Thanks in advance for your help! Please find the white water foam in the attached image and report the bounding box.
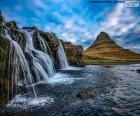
[58,66,83,71]
[39,73,83,85]
[7,95,54,109]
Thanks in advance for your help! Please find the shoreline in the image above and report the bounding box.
[83,60,140,66]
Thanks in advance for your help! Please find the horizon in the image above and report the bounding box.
[0,0,140,53]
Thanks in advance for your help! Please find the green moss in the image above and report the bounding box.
[67,56,77,65]
[83,55,140,65]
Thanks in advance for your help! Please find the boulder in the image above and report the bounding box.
[136,69,140,74]
[76,88,95,99]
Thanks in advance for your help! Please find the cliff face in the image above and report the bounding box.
[0,34,11,110]
[84,32,140,64]
[62,41,83,66]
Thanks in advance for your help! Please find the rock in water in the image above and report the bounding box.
[76,88,95,99]
[136,69,140,74]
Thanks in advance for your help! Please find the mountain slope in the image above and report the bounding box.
[83,32,140,64]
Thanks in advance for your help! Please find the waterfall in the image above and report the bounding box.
[2,29,56,99]
[4,29,37,98]
[57,40,69,69]
[22,30,55,79]
[37,32,48,53]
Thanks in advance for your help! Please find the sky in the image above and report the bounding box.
[0,0,140,53]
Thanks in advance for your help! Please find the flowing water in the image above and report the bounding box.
[2,64,140,116]
[22,30,55,79]
[57,41,69,69]
[4,29,37,98]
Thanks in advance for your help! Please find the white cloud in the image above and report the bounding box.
[94,3,138,45]
[33,0,48,10]
[64,20,73,29]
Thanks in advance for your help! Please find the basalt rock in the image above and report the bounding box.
[136,69,140,74]
[76,88,95,99]
[0,35,12,110]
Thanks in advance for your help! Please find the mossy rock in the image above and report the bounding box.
[0,35,11,109]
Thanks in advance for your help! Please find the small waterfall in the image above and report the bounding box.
[22,30,55,79]
[57,40,69,69]
[4,29,37,98]
[37,32,48,53]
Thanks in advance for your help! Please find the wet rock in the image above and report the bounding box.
[76,88,95,99]
[105,65,111,68]
[136,69,140,74]
[0,35,11,110]
[5,21,18,29]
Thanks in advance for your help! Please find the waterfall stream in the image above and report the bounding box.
[2,29,57,99]
[22,30,55,79]
[4,29,37,98]
[57,40,69,69]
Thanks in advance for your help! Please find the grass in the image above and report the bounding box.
[83,47,140,65]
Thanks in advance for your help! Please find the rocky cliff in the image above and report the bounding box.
[61,41,83,66]
[84,32,140,64]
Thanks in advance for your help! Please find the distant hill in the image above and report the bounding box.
[83,32,140,64]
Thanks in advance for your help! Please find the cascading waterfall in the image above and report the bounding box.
[22,30,55,79]
[2,28,56,100]
[57,40,69,69]
[4,29,37,98]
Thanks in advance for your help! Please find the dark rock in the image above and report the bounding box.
[105,65,111,68]
[0,11,4,22]
[0,35,12,110]
[22,26,37,30]
[136,69,140,74]
[5,21,18,29]
[76,88,95,99]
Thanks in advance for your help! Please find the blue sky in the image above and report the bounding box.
[0,0,140,53]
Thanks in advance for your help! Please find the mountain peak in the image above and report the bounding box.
[84,32,140,64]
[88,32,117,49]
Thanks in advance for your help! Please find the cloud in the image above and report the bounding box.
[64,20,73,29]
[0,0,140,52]
[93,3,139,48]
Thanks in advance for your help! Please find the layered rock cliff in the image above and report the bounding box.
[84,32,140,64]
